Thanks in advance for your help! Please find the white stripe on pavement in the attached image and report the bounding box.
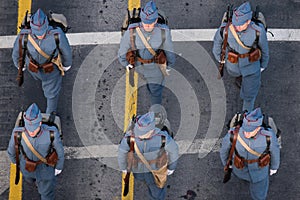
[0,138,221,194]
[63,138,222,159]
[1,29,300,49]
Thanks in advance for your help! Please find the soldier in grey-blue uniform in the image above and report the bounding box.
[118,0,176,112]
[12,9,72,114]
[118,112,179,200]
[220,108,280,200]
[213,2,269,112]
[7,103,64,200]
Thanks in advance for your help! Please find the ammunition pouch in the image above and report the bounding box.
[28,60,54,73]
[25,158,39,172]
[28,60,39,73]
[46,150,58,167]
[234,154,245,169]
[227,48,261,64]
[233,152,270,169]
[42,62,54,73]
[126,50,136,65]
[154,50,166,65]
[134,50,166,65]
[258,153,270,168]
[227,52,239,64]
[249,48,261,63]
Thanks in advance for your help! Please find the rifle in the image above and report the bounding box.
[218,4,233,79]
[123,115,136,196]
[16,11,29,87]
[14,112,24,184]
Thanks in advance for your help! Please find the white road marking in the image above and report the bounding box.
[0,29,300,49]
[0,137,221,194]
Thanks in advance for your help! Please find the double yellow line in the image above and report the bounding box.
[121,2,140,200]
[10,0,139,199]
[9,2,31,199]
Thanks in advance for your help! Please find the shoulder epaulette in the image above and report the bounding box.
[156,23,169,29]
[249,22,262,32]
[260,129,274,137]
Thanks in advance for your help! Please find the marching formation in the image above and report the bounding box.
[6,1,281,200]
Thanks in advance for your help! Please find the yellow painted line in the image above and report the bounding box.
[128,0,141,11]
[9,0,31,199]
[122,1,140,199]
[122,70,138,200]
[17,0,32,33]
[9,163,22,199]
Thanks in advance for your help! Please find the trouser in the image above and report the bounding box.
[134,172,166,200]
[46,95,60,114]
[240,71,261,112]
[30,68,62,114]
[146,83,164,106]
[249,176,269,200]
[24,177,56,200]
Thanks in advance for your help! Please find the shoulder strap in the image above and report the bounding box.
[161,135,166,148]
[136,27,157,56]
[54,33,61,54]
[226,126,239,166]
[237,134,261,157]
[229,24,251,50]
[159,29,166,50]
[134,141,153,171]
[28,34,51,59]
[21,132,53,165]
[265,136,270,152]
[48,130,55,154]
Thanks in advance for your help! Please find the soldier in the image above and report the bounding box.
[7,103,64,200]
[118,112,179,200]
[220,108,280,200]
[12,9,72,114]
[212,2,269,112]
[118,0,176,113]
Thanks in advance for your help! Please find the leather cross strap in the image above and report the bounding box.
[229,24,251,50]
[134,140,153,171]
[28,35,52,60]
[226,126,239,167]
[21,132,54,166]
[28,34,65,76]
[237,134,261,157]
[136,27,157,56]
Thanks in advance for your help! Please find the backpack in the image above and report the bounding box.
[121,7,168,35]
[227,112,282,148]
[220,5,268,39]
[20,10,70,33]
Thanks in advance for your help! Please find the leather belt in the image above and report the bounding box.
[137,56,154,64]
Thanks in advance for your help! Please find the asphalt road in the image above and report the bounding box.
[0,0,300,199]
